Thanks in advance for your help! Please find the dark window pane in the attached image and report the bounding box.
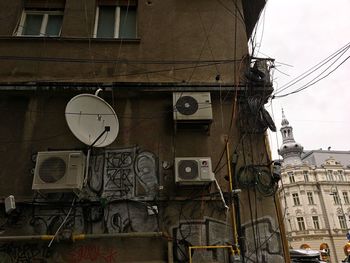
[97,6,115,38]
[23,14,43,35]
[119,6,136,38]
[46,15,63,36]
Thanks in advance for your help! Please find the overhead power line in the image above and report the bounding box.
[274,54,350,98]
[273,41,350,96]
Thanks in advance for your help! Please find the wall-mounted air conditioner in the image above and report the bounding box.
[173,92,213,121]
[32,151,85,194]
[175,157,215,185]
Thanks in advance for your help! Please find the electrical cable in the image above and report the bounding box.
[214,179,229,210]
[249,0,267,59]
[215,0,245,25]
[273,42,350,95]
[247,188,259,262]
[8,3,248,85]
[48,198,75,247]
[251,1,267,59]
[0,59,241,84]
[274,54,350,98]
[0,56,245,64]
[186,8,219,83]
[0,131,70,144]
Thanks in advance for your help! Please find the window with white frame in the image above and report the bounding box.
[288,172,295,183]
[307,192,314,205]
[94,3,137,39]
[343,192,349,204]
[312,216,320,229]
[292,193,301,206]
[338,215,347,229]
[16,10,63,36]
[297,217,306,231]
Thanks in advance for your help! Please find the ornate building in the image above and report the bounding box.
[278,111,350,263]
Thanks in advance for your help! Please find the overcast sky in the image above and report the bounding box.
[254,0,350,160]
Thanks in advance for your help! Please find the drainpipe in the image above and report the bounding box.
[226,141,240,256]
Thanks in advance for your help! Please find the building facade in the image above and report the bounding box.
[278,112,350,263]
[0,1,285,262]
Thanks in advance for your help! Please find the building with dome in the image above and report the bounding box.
[277,110,350,263]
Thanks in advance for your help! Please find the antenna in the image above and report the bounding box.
[65,92,119,189]
[65,93,119,147]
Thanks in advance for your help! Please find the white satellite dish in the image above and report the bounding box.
[65,93,119,147]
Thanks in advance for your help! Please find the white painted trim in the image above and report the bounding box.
[40,14,48,36]
[114,7,120,38]
[16,11,63,37]
[16,11,26,36]
[93,7,99,38]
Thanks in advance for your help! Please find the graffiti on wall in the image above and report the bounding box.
[30,206,84,236]
[171,217,233,262]
[104,148,136,198]
[242,216,283,263]
[105,201,158,234]
[88,153,105,194]
[0,243,51,263]
[67,244,118,263]
[102,147,158,200]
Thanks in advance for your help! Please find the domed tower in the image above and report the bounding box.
[278,109,303,166]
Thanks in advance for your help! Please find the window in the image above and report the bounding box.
[343,192,349,204]
[312,216,320,229]
[327,170,334,181]
[94,2,137,39]
[338,215,347,229]
[303,171,309,182]
[17,10,63,36]
[333,192,341,205]
[339,170,344,181]
[292,193,301,206]
[288,172,295,183]
[297,217,306,231]
[307,192,314,205]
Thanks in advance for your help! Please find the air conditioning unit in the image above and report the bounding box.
[32,151,85,194]
[175,157,215,185]
[173,92,213,121]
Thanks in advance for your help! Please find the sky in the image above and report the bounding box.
[254,0,350,160]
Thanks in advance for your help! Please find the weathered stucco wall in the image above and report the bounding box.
[0,0,282,262]
[0,0,248,83]
[0,90,282,262]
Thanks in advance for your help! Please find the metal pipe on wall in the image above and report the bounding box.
[188,245,235,263]
[226,141,240,255]
[0,232,165,242]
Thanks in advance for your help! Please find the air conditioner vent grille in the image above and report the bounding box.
[175,157,215,185]
[178,160,198,180]
[173,92,213,121]
[175,96,199,115]
[39,157,66,183]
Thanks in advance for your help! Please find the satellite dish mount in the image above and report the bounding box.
[65,90,119,189]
